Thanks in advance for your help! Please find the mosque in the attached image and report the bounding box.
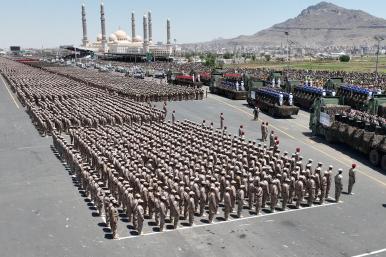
[80,3,179,60]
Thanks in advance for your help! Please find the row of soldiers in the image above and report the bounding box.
[53,119,355,238]
[45,66,204,102]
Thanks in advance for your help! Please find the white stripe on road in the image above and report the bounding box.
[352,248,386,257]
[0,75,20,109]
[117,202,338,240]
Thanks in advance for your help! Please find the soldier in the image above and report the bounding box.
[335,169,343,203]
[264,122,269,141]
[307,175,316,207]
[239,125,244,138]
[270,180,279,213]
[103,195,111,226]
[208,187,217,223]
[230,180,237,212]
[253,106,260,120]
[125,188,134,222]
[325,165,333,199]
[188,191,195,226]
[172,110,176,124]
[132,194,140,230]
[163,101,167,117]
[348,163,356,195]
[199,181,207,216]
[255,182,263,215]
[248,178,256,210]
[136,199,145,235]
[261,121,266,141]
[220,113,224,129]
[171,195,180,229]
[110,200,119,239]
[223,187,232,221]
[295,177,304,209]
[319,173,327,205]
[237,185,245,218]
[261,178,270,208]
[281,179,290,211]
[159,196,167,232]
[269,131,275,147]
[183,187,190,220]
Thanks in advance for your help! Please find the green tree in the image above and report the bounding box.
[339,55,350,62]
[223,52,233,59]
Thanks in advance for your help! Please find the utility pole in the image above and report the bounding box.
[285,31,289,69]
[374,36,384,86]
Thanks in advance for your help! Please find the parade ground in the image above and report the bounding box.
[1,73,386,257]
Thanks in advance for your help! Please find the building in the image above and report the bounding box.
[80,3,177,60]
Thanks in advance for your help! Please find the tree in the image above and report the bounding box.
[339,55,350,62]
[204,55,216,68]
[223,52,233,59]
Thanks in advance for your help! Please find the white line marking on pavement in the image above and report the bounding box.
[0,75,20,109]
[117,202,338,240]
[352,248,386,257]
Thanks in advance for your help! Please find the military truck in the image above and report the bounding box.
[293,84,336,110]
[267,71,285,87]
[209,71,247,100]
[324,77,344,91]
[246,78,268,106]
[254,87,299,118]
[171,75,203,88]
[199,72,211,86]
[336,84,382,111]
[310,96,386,170]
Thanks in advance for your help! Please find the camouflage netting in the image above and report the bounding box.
[329,121,386,155]
[257,101,299,118]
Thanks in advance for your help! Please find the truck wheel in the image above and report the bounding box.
[369,149,380,166]
[381,155,386,171]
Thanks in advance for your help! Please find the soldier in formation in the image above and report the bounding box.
[51,117,351,237]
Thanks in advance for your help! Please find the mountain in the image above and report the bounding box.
[189,2,386,49]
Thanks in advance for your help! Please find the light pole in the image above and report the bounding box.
[374,35,384,86]
[288,40,295,69]
[285,31,289,67]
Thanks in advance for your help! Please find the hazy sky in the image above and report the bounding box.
[1,0,386,49]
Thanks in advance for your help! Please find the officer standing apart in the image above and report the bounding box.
[261,121,266,142]
[253,107,260,120]
[172,110,176,124]
[348,164,356,195]
[220,113,224,129]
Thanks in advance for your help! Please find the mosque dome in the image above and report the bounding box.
[114,29,128,41]
[96,33,102,42]
[133,35,143,42]
[109,33,118,42]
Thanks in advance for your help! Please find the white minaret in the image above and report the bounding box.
[148,10,152,43]
[143,15,149,53]
[131,11,136,42]
[100,3,107,52]
[81,4,88,47]
[166,18,171,50]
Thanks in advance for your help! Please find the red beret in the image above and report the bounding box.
[352,163,356,168]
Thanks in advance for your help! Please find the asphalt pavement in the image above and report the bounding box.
[1,76,386,257]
